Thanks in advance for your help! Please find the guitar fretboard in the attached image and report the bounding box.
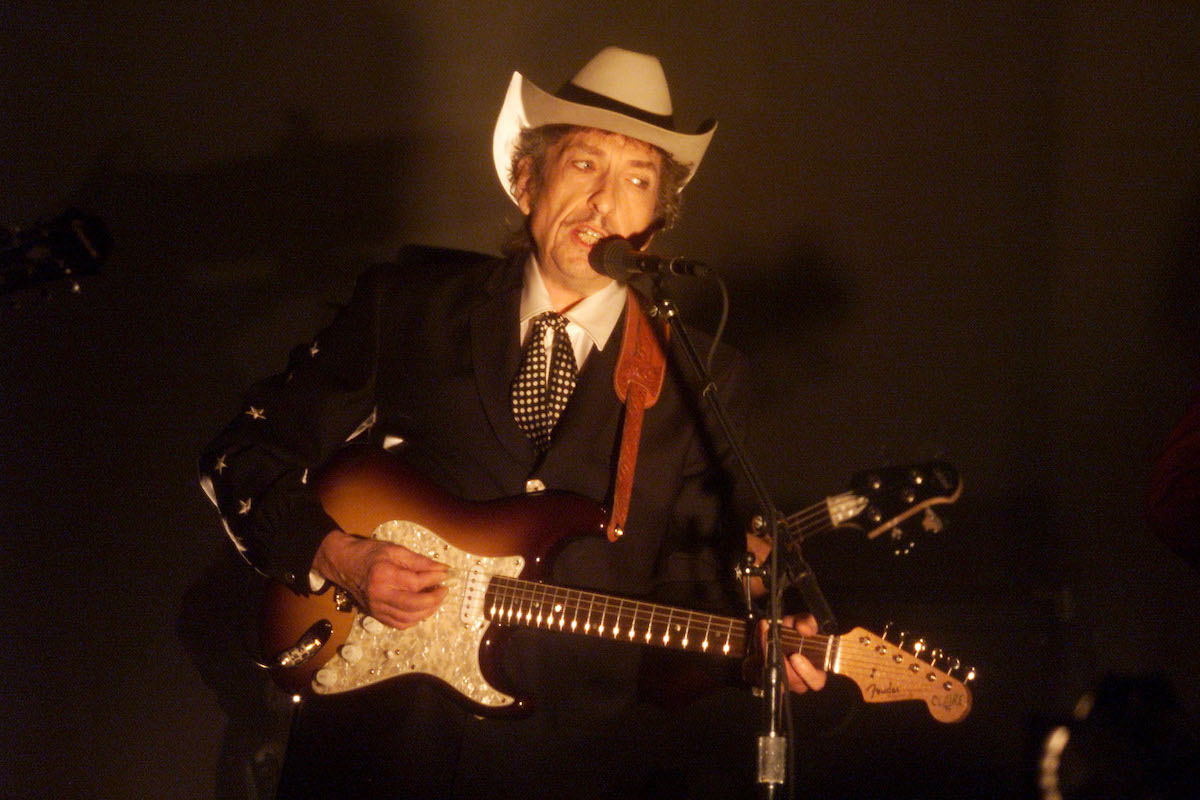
[483,575,836,666]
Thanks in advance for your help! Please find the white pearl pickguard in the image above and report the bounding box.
[310,519,524,707]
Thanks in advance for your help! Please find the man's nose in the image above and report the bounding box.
[588,172,617,216]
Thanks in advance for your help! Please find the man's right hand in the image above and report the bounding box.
[312,529,449,629]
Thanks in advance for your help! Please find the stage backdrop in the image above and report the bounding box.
[3,2,1199,798]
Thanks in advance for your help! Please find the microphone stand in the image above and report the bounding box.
[636,277,835,799]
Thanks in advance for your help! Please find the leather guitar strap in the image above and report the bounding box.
[607,291,668,542]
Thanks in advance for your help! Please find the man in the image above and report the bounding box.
[202,46,823,798]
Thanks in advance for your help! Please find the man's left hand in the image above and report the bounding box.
[775,614,827,693]
[746,534,827,693]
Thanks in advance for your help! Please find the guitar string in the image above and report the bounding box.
[779,501,831,542]
[484,577,749,649]
[477,576,967,684]
[480,576,930,662]
[351,574,966,692]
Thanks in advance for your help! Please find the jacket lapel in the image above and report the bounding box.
[471,260,626,483]
[470,259,538,465]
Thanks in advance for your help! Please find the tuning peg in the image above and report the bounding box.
[882,624,908,649]
[909,638,928,659]
[947,657,976,682]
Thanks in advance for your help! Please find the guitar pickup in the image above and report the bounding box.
[461,566,493,627]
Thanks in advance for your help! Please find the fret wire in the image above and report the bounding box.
[597,592,609,636]
[502,577,515,623]
[568,585,581,631]
[539,582,554,627]
[532,581,543,626]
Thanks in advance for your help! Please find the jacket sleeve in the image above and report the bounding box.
[199,264,395,594]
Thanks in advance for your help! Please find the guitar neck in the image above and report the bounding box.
[484,575,836,666]
[482,575,973,724]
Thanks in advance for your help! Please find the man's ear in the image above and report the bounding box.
[513,157,534,215]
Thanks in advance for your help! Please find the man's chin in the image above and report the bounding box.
[552,249,602,281]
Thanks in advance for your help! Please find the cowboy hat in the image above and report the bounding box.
[492,46,717,205]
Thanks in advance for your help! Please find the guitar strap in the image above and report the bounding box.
[606,290,667,542]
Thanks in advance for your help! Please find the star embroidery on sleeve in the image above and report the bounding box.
[245,406,265,420]
[213,454,227,475]
[237,498,253,515]
[345,408,377,442]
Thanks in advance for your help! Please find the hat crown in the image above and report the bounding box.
[492,46,716,206]
[566,47,673,118]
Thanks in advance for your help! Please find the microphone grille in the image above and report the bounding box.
[590,236,634,278]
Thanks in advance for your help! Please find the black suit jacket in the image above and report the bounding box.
[201,246,759,798]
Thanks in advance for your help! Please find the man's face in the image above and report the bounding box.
[516,127,662,304]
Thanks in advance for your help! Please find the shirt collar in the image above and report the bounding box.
[519,255,627,351]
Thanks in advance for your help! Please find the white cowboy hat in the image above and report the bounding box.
[492,46,717,205]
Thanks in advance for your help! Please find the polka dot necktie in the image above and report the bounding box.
[512,312,577,452]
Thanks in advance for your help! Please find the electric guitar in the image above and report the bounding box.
[259,448,973,723]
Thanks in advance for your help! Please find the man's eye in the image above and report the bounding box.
[572,160,593,171]
[629,176,651,189]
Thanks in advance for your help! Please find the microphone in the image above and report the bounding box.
[588,237,710,282]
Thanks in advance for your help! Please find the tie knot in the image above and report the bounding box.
[532,311,567,334]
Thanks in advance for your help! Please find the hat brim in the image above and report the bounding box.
[492,72,716,205]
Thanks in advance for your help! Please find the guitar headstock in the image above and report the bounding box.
[828,461,962,554]
[835,625,974,724]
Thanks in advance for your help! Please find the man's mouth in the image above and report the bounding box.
[573,225,606,247]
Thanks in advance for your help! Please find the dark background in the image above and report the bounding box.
[3,2,1199,798]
